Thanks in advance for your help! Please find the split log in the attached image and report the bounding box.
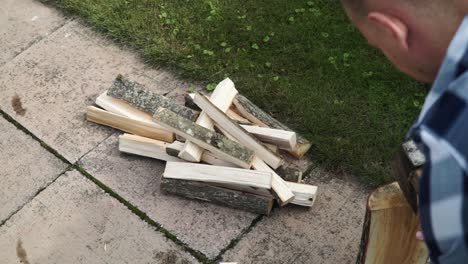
[163,162,272,189]
[240,125,297,150]
[251,157,295,205]
[226,108,252,125]
[96,91,174,137]
[178,78,238,162]
[167,141,237,168]
[357,182,428,264]
[86,106,174,142]
[185,93,251,125]
[276,165,302,183]
[96,92,152,122]
[107,74,199,121]
[216,122,313,206]
[214,121,294,205]
[153,108,254,168]
[233,94,312,158]
[209,182,274,198]
[161,177,274,215]
[263,143,278,153]
[252,157,317,207]
[285,182,318,207]
[118,134,181,162]
[193,92,283,169]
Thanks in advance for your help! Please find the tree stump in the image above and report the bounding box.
[357,182,428,264]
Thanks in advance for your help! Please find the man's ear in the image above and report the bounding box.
[368,12,409,50]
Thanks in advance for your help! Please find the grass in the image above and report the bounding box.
[43,0,426,186]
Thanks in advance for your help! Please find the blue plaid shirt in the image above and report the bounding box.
[409,17,468,263]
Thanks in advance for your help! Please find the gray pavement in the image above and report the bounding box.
[0,0,369,263]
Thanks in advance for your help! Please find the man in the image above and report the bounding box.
[341,0,468,263]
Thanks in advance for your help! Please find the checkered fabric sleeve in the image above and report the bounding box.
[409,17,468,264]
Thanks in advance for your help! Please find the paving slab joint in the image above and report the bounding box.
[213,214,264,263]
[73,165,213,264]
[0,165,73,228]
[0,109,210,262]
[0,108,71,165]
[0,17,72,72]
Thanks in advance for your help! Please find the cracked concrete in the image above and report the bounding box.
[0,0,370,262]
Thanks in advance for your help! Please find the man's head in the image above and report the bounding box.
[342,0,467,83]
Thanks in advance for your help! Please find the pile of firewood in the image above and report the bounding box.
[86,75,318,215]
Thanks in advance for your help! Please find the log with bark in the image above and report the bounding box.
[233,94,312,158]
[153,108,254,168]
[251,156,295,205]
[240,125,297,150]
[357,182,428,264]
[160,177,274,215]
[166,141,238,167]
[185,93,252,125]
[86,106,174,142]
[193,92,283,169]
[107,74,199,121]
[178,78,238,162]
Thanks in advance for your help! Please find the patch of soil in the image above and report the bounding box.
[11,95,26,116]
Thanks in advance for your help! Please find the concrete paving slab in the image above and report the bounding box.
[0,170,198,264]
[0,20,191,162]
[220,169,369,264]
[78,133,258,259]
[0,117,67,223]
[0,0,66,67]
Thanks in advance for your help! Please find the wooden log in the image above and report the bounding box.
[178,78,238,162]
[170,139,312,207]
[161,177,274,215]
[263,143,278,153]
[166,141,185,157]
[357,182,428,264]
[209,182,274,198]
[226,108,252,125]
[107,74,199,121]
[240,125,297,149]
[96,91,174,136]
[118,134,181,162]
[216,123,313,206]
[276,165,303,183]
[233,94,312,158]
[153,108,254,169]
[86,106,174,142]
[167,141,238,168]
[252,156,294,206]
[186,93,251,125]
[285,182,317,207]
[193,92,283,169]
[215,122,294,204]
[251,157,295,205]
[184,93,201,111]
[163,162,272,189]
[252,158,318,207]
[96,91,153,122]
[232,97,268,127]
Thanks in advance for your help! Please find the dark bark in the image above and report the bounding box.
[108,75,199,121]
[154,108,254,167]
[234,95,311,158]
[161,177,273,215]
